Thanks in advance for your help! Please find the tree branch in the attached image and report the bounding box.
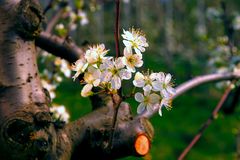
[35,32,84,63]
[140,72,240,118]
[178,82,233,160]
[114,0,120,58]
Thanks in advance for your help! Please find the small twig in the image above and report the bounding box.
[43,0,55,14]
[109,2,122,149]
[108,94,122,150]
[178,83,233,160]
[46,9,64,33]
[114,0,121,58]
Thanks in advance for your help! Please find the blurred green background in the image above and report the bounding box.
[40,0,240,159]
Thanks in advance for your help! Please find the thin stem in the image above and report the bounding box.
[108,95,122,150]
[114,0,121,58]
[43,0,55,14]
[178,83,233,160]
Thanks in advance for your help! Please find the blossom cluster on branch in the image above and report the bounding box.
[71,28,175,116]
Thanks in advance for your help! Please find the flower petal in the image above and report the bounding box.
[158,105,163,116]
[120,69,132,80]
[152,81,161,91]
[81,84,93,97]
[115,57,125,69]
[123,47,132,57]
[137,103,146,114]
[111,75,121,89]
[146,104,154,113]
[101,71,112,82]
[143,84,152,92]
[135,92,144,102]
[165,73,172,84]
[133,79,145,87]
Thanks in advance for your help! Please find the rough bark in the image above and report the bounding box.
[0,1,154,159]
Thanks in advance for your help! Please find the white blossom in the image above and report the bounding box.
[122,47,143,72]
[72,59,88,80]
[135,91,160,114]
[81,67,101,97]
[158,98,172,116]
[133,72,159,92]
[78,10,89,26]
[85,44,109,66]
[50,104,70,123]
[81,84,93,97]
[122,28,149,55]
[100,58,131,89]
[154,73,175,98]
[41,79,56,99]
[55,58,71,78]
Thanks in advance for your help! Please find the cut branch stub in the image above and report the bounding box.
[69,102,154,160]
[134,133,151,156]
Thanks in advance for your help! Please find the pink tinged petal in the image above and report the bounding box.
[165,73,172,84]
[146,104,154,113]
[122,57,127,66]
[152,81,161,91]
[126,65,136,73]
[135,59,143,68]
[143,90,151,96]
[123,47,132,57]
[111,76,121,89]
[138,46,145,52]
[133,79,145,87]
[137,103,146,114]
[101,71,112,82]
[120,69,132,80]
[115,57,125,69]
[134,72,144,80]
[133,54,143,67]
[157,72,165,82]
[150,73,158,80]
[161,89,169,98]
[143,84,152,92]
[81,84,93,97]
[87,66,95,73]
[135,92,144,102]
[93,79,101,87]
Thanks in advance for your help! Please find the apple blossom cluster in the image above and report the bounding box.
[39,52,72,122]
[71,28,175,116]
[134,72,175,116]
[207,8,240,88]
[40,52,72,99]
[208,36,240,88]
